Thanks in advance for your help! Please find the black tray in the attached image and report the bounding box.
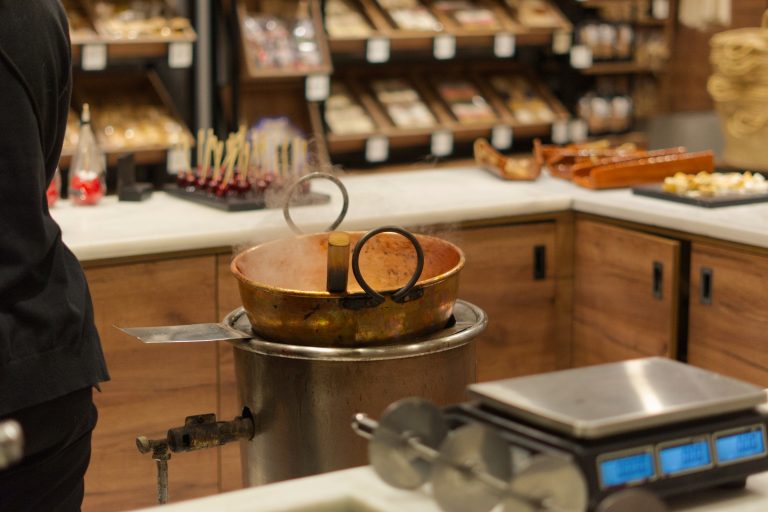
[164,185,330,212]
[632,183,768,208]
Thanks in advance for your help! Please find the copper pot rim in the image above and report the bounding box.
[230,231,466,298]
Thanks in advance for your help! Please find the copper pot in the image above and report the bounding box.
[230,227,465,346]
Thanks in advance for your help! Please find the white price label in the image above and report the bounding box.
[491,125,513,150]
[81,44,107,71]
[433,35,456,60]
[365,136,389,163]
[494,33,516,58]
[569,45,593,69]
[168,42,194,68]
[652,0,670,19]
[167,147,187,174]
[552,30,572,55]
[430,131,453,157]
[551,120,569,145]
[305,74,330,102]
[569,119,588,143]
[366,37,390,63]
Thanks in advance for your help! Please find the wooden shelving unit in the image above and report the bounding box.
[61,0,198,170]
[310,62,569,167]
[326,0,572,59]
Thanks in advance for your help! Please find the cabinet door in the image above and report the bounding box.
[83,257,218,512]
[573,219,679,367]
[689,243,768,386]
[451,223,558,382]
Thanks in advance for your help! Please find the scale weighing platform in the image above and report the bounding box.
[354,357,768,512]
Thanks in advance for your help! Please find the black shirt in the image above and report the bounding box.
[0,0,109,415]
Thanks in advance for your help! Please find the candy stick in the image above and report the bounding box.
[212,140,225,181]
[196,128,204,171]
[281,140,289,179]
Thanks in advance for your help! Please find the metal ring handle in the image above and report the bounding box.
[351,226,424,305]
[283,172,349,234]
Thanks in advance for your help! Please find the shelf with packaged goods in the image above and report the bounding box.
[236,0,333,82]
[65,0,197,67]
[311,64,569,167]
[325,0,572,60]
[60,70,194,169]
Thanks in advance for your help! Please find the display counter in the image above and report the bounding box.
[53,168,768,262]
[131,465,768,512]
[60,167,768,512]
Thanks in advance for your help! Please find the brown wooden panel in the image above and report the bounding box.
[572,219,679,367]
[443,223,559,382]
[688,242,768,386]
[83,257,219,511]
[216,253,246,493]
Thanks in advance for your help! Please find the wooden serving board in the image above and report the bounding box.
[632,183,768,208]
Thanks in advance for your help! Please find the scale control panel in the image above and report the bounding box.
[597,424,767,489]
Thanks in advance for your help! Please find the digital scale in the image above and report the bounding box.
[353,357,768,512]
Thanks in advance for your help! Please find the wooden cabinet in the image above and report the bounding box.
[688,243,768,386]
[83,257,219,512]
[572,219,680,367]
[447,222,561,382]
[216,253,246,493]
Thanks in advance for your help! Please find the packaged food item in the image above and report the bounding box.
[69,104,106,206]
[324,83,376,135]
[506,0,563,29]
[577,92,633,135]
[243,2,321,70]
[325,0,373,38]
[489,75,555,125]
[432,1,500,30]
[371,79,437,128]
[376,0,443,31]
[92,0,192,39]
[576,21,635,61]
[435,79,496,124]
[88,100,187,151]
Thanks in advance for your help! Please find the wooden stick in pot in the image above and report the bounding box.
[326,232,350,293]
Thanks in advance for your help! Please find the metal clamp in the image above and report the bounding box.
[283,172,349,234]
[348,226,424,308]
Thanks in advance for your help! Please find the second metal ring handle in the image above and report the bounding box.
[283,172,349,234]
[351,226,424,306]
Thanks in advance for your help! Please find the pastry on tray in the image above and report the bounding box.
[662,171,768,197]
[534,139,715,189]
[474,138,541,181]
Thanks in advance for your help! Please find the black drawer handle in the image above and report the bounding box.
[652,261,663,300]
[533,245,546,280]
[700,267,713,305]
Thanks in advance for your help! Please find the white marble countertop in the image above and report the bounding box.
[133,465,768,512]
[51,167,768,262]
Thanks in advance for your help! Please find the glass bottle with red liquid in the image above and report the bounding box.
[46,167,61,208]
[69,104,106,206]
